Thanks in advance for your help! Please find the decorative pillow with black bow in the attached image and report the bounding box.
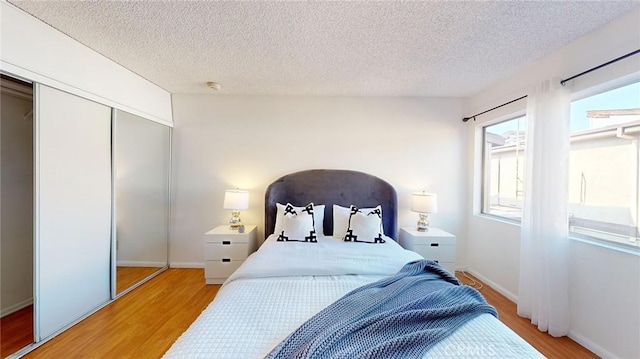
[343,205,385,244]
[276,203,317,243]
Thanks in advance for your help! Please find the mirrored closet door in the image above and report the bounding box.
[1,74,172,358]
[112,109,170,297]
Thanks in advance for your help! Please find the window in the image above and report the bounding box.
[482,115,527,221]
[568,81,640,247]
[480,81,640,248]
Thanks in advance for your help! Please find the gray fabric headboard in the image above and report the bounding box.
[264,169,398,240]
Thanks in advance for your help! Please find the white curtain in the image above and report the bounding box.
[517,78,570,337]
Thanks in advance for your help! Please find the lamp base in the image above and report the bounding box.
[416,213,429,232]
[229,210,242,229]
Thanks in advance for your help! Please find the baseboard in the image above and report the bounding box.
[568,330,618,359]
[169,262,204,269]
[465,268,519,303]
[1,297,33,318]
[465,269,620,358]
[116,261,166,267]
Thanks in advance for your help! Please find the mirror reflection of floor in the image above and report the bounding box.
[0,268,162,356]
[116,266,163,295]
[0,305,33,357]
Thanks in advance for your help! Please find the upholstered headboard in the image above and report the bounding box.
[264,169,398,240]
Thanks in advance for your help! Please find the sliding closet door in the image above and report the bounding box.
[35,84,112,340]
[113,110,170,297]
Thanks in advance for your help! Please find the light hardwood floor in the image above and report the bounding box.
[22,269,218,359]
[0,305,33,358]
[13,269,597,358]
[116,266,165,295]
[456,272,598,359]
[0,267,166,357]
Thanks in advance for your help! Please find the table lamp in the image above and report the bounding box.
[411,191,438,231]
[223,189,249,229]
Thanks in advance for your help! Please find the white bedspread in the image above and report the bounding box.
[227,235,424,282]
[164,236,542,358]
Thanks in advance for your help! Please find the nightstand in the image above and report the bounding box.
[204,225,258,284]
[398,227,456,274]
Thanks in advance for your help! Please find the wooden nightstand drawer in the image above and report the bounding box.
[205,260,243,284]
[205,260,243,277]
[439,262,455,274]
[204,225,258,284]
[416,235,455,246]
[399,227,457,275]
[204,242,249,261]
[413,244,456,263]
[204,233,252,244]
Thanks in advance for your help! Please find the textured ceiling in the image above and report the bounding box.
[8,1,640,97]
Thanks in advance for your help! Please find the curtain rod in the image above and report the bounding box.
[462,48,640,123]
[462,95,527,123]
[560,49,640,86]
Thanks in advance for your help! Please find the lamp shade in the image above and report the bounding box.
[223,189,249,210]
[411,192,438,214]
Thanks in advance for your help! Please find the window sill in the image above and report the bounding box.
[474,214,639,256]
[569,235,640,256]
[474,213,522,227]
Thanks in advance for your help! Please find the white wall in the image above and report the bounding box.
[465,8,640,359]
[0,1,173,125]
[0,90,33,316]
[170,95,466,267]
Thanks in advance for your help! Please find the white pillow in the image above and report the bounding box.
[333,204,384,238]
[275,203,318,242]
[343,205,385,244]
[332,204,351,238]
[274,203,325,235]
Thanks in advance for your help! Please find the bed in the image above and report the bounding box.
[164,169,542,358]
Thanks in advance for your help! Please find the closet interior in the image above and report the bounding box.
[1,75,34,358]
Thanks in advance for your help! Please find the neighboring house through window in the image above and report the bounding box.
[480,80,639,248]
[568,81,639,247]
[482,115,527,222]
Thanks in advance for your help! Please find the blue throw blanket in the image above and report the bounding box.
[265,260,498,359]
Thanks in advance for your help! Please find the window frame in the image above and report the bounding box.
[480,114,527,223]
[474,74,640,253]
[566,79,640,248]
